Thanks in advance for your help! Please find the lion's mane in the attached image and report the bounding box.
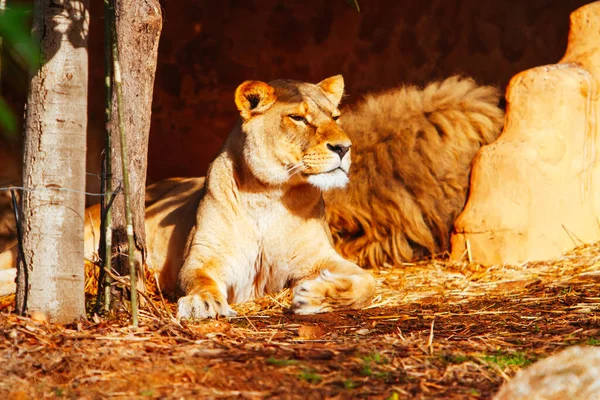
[324,76,505,268]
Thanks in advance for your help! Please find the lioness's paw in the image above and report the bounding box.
[291,269,376,315]
[177,292,237,320]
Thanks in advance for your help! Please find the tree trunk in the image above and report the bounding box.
[109,0,162,284]
[19,0,89,323]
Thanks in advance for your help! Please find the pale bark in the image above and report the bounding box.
[109,0,162,283]
[19,0,89,323]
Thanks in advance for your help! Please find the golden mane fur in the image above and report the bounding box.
[324,76,505,268]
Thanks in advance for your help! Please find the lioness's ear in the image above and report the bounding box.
[234,80,277,120]
[317,75,345,107]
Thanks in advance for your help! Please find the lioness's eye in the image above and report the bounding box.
[289,115,308,124]
[332,115,340,121]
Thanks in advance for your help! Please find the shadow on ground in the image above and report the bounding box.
[1,243,599,399]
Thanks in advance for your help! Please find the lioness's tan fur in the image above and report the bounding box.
[325,76,504,267]
[180,77,377,318]
[87,76,376,318]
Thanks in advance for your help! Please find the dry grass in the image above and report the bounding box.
[1,243,599,399]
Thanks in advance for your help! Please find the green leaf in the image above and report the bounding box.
[345,0,360,13]
[0,97,17,137]
[266,357,299,366]
[0,5,40,71]
[298,369,322,384]
[342,379,357,389]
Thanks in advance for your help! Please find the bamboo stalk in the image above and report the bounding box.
[109,0,138,327]
[95,0,114,314]
[103,0,114,313]
[0,0,5,90]
[11,189,27,315]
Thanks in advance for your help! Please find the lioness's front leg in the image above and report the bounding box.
[291,256,376,315]
[177,260,237,319]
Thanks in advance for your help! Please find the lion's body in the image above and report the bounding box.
[325,76,504,267]
[83,177,206,295]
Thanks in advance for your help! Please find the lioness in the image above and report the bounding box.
[0,77,377,315]
[170,76,376,318]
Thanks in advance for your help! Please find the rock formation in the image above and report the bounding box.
[493,346,600,400]
[451,1,600,265]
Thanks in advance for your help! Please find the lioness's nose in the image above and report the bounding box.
[327,143,351,159]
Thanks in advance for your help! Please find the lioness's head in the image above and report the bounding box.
[234,75,351,190]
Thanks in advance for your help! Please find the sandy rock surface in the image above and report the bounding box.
[452,1,600,265]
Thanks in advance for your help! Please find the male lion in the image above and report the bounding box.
[325,76,505,268]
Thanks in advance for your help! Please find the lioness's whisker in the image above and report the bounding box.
[286,163,305,177]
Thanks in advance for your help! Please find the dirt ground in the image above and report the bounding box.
[1,244,599,399]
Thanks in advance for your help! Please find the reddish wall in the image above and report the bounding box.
[3,0,594,187]
[143,0,591,183]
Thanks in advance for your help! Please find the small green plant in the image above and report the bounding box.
[586,337,600,346]
[482,350,535,369]
[386,392,400,400]
[374,371,390,379]
[342,379,357,389]
[561,286,573,294]
[140,389,154,397]
[468,388,481,396]
[360,363,373,376]
[442,354,470,364]
[298,369,322,384]
[266,357,299,366]
[360,352,391,379]
[361,352,388,365]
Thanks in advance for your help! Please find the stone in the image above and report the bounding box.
[451,1,600,265]
[493,346,600,400]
